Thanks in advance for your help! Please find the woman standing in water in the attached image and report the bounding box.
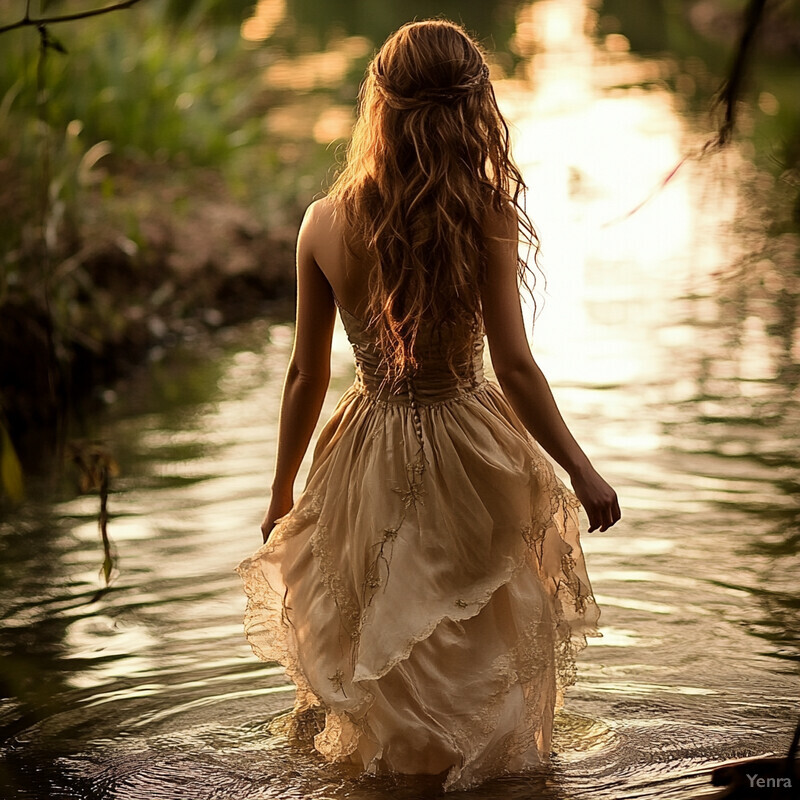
[236,19,620,792]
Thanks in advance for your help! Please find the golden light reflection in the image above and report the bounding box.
[552,713,618,757]
[64,616,157,685]
[260,35,372,145]
[263,51,349,91]
[313,105,353,143]
[757,91,780,115]
[587,682,716,696]
[593,594,675,614]
[241,0,286,43]
[592,571,701,588]
[261,36,371,92]
[588,627,646,647]
[488,0,743,399]
[79,665,287,708]
[263,103,319,138]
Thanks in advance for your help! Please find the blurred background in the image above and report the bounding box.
[0,1,798,798]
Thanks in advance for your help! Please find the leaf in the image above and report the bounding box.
[78,140,113,186]
[100,550,114,586]
[0,423,24,504]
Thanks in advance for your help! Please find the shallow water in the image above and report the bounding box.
[2,0,799,798]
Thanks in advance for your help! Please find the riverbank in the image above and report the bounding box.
[0,159,301,463]
[0,1,347,469]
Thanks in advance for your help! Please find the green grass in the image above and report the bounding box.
[0,2,251,164]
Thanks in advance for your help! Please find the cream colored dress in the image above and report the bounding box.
[235,298,601,792]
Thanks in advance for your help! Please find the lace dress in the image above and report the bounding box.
[235,298,601,792]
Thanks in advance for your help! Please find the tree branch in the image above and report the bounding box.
[0,0,146,36]
[705,0,769,153]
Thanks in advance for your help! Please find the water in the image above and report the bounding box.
[2,1,798,797]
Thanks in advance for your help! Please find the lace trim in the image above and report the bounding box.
[236,533,319,717]
[443,614,556,790]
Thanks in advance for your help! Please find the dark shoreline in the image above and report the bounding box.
[1,190,300,468]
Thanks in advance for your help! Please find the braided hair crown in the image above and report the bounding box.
[368,20,491,111]
[371,62,490,110]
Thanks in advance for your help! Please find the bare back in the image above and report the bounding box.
[301,195,537,385]
[303,197,373,322]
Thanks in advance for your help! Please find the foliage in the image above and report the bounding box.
[0,0,329,452]
[0,0,253,165]
[0,420,24,504]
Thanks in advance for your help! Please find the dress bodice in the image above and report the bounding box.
[336,300,487,405]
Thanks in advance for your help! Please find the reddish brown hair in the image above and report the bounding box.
[328,19,540,386]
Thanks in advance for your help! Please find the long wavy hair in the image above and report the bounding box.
[327,19,540,388]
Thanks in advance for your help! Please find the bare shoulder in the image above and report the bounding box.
[303,195,340,228]
[300,196,344,248]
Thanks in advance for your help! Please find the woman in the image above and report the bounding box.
[236,19,620,792]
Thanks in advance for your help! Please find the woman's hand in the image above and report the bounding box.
[261,491,294,543]
[569,465,620,533]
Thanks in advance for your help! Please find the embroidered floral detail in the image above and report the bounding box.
[362,546,391,612]
[305,489,324,515]
[393,482,425,508]
[455,598,469,609]
[328,669,346,696]
[360,455,426,620]
[266,488,324,544]
[521,521,547,567]
[390,451,427,509]
[558,551,588,613]
[552,480,581,510]
[521,521,545,548]
[358,449,429,632]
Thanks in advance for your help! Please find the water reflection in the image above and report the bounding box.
[2,1,799,798]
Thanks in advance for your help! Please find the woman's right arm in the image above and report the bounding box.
[480,206,620,532]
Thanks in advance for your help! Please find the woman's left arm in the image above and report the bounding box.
[261,201,336,542]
